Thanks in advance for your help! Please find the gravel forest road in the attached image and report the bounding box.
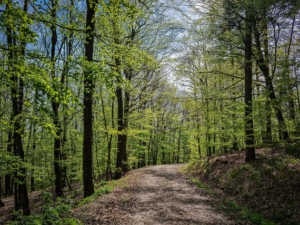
[71,164,235,225]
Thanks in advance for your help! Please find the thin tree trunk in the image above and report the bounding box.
[265,98,272,143]
[5,121,13,196]
[244,8,255,162]
[196,113,201,157]
[253,12,289,141]
[50,0,63,197]
[177,116,184,163]
[115,67,124,179]
[106,100,114,180]
[60,18,74,191]
[31,124,37,191]
[286,15,296,134]
[231,69,238,151]
[122,69,132,173]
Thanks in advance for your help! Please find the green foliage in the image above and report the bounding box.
[184,159,211,174]
[1,0,299,222]
[97,180,108,187]
[8,191,82,225]
[8,214,83,225]
[264,157,286,171]
[9,200,75,225]
[39,191,53,202]
[38,197,73,224]
[285,140,300,156]
[8,211,42,225]
[56,218,83,225]
[225,201,276,225]
[0,152,31,177]
[78,184,114,206]
[190,178,207,189]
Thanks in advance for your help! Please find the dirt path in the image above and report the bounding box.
[71,164,235,224]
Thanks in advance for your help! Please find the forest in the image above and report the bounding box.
[0,0,300,223]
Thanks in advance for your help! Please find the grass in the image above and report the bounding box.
[77,175,132,207]
[78,184,114,207]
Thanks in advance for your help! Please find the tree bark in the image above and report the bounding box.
[50,0,64,197]
[244,7,255,162]
[5,124,13,196]
[115,66,124,179]
[6,0,31,215]
[83,0,97,197]
[122,69,133,173]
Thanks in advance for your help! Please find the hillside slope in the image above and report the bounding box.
[185,149,300,225]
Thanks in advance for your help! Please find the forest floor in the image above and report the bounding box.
[1,147,300,224]
[69,164,239,225]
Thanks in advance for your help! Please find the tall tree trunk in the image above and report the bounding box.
[177,116,184,163]
[50,0,63,197]
[99,88,113,180]
[230,57,238,152]
[6,0,31,215]
[31,124,37,191]
[205,99,211,157]
[122,69,132,173]
[115,66,124,179]
[253,10,289,141]
[60,17,74,191]
[83,0,97,197]
[244,7,255,162]
[286,15,296,135]
[194,90,201,157]
[108,100,114,180]
[122,92,129,172]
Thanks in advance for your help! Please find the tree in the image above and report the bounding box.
[4,0,32,215]
[251,0,290,141]
[83,0,98,197]
[49,0,64,197]
[179,0,300,160]
[244,3,255,162]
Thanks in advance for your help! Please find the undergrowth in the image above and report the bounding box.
[185,152,300,225]
[78,183,114,206]
[190,177,275,225]
[8,197,82,225]
[8,180,114,225]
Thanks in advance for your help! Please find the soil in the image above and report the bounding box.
[70,164,237,225]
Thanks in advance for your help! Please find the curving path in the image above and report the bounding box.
[71,164,235,224]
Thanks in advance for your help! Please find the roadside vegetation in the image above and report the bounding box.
[185,146,300,225]
[2,180,118,224]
